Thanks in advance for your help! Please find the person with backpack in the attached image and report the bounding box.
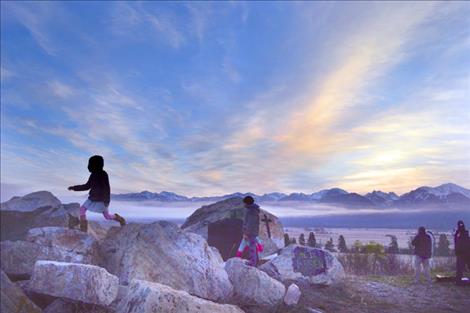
[411,226,432,284]
[68,155,126,232]
[242,196,261,267]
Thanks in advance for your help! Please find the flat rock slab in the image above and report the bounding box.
[1,270,41,313]
[1,239,97,278]
[260,245,345,286]
[225,258,285,311]
[26,226,100,257]
[29,261,119,306]
[117,279,245,313]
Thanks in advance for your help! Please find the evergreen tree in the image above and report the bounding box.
[324,237,336,252]
[307,232,316,247]
[299,233,306,246]
[436,234,451,256]
[284,233,291,246]
[337,235,348,252]
[386,235,399,254]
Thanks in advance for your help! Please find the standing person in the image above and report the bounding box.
[455,221,470,285]
[68,155,126,232]
[242,196,260,267]
[411,226,432,285]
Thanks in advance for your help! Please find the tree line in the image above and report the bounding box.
[284,231,453,256]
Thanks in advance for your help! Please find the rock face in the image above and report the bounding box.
[1,227,100,278]
[117,279,244,313]
[259,245,345,286]
[284,283,301,306]
[1,191,62,212]
[26,227,100,260]
[181,197,285,257]
[44,299,113,313]
[101,221,233,302]
[0,191,80,241]
[224,258,285,312]
[29,261,119,306]
[1,270,42,313]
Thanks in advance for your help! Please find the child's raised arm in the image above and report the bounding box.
[68,175,92,191]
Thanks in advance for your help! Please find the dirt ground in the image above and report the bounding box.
[282,274,470,313]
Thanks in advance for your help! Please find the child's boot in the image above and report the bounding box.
[114,213,126,227]
[79,216,88,232]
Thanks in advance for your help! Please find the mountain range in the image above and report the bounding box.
[112,183,470,208]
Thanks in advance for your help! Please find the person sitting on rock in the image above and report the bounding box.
[411,226,432,285]
[68,155,126,232]
[236,235,263,258]
[242,196,261,267]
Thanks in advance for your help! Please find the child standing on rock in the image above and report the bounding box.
[242,196,261,267]
[68,155,126,232]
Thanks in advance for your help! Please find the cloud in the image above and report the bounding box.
[4,2,61,55]
[48,80,75,98]
[110,2,185,49]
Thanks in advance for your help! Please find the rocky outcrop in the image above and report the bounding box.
[284,283,301,306]
[101,221,233,302]
[225,258,285,312]
[116,279,244,313]
[29,261,119,306]
[1,227,100,278]
[26,227,100,260]
[1,191,62,212]
[181,197,285,257]
[1,270,42,313]
[259,245,345,286]
[43,299,113,313]
[0,191,81,241]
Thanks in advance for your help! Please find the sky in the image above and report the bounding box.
[1,1,470,200]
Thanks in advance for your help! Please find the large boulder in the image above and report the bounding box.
[26,227,100,259]
[1,227,100,278]
[224,258,285,312]
[259,245,345,286]
[1,191,62,212]
[1,191,81,241]
[44,299,113,313]
[181,197,284,258]
[1,270,42,313]
[117,279,244,313]
[101,221,233,302]
[29,261,119,306]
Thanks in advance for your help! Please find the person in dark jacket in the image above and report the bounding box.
[411,226,432,284]
[68,155,125,232]
[242,196,260,267]
[455,221,470,284]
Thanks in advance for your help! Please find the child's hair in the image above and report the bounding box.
[243,196,254,205]
[88,155,104,173]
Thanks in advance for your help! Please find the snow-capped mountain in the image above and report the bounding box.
[113,191,189,202]
[111,183,470,208]
[365,191,399,206]
[396,183,470,207]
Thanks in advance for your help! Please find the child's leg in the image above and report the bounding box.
[79,206,88,232]
[80,206,87,218]
[103,210,116,220]
[236,239,247,257]
[248,235,259,267]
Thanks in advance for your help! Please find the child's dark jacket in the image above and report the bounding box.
[71,171,110,206]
